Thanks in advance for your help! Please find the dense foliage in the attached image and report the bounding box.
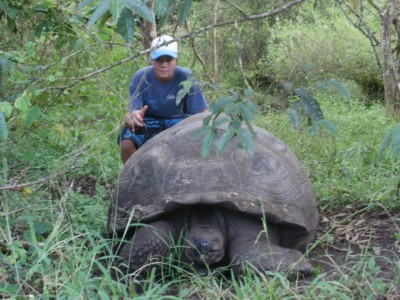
[1,0,399,298]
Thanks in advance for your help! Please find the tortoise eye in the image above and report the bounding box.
[213,240,218,245]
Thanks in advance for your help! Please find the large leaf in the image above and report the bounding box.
[177,0,192,23]
[78,0,95,10]
[202,114,212,127]
[110,0,123,23]
[211,95,237,116]
[0,110,8,142]
[318,79,350,100]
[236,127,255,158]
[239,103,254,122]
[176,88,187,106]
[216,130,236,156]
[154,0,174,16]
[33,222,53,234]
[0,101,13,118]
[319,119,340,139]
[87,0,110,30]
[123,0,155,23]
[14,94,31,113]
[25,105,41,127]
[295,88,324,121]
[201,127,215,158]
[34,20,53,37]
[381,124,400,158]
[190,125,211,139]
[117,7,135,44]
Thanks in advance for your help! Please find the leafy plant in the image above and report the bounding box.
[176,73,217,106]
[0,92,42,141]
[192,88,260,158]
[78,0,194,45]
[286,86,340,138]
[378,124,400,159]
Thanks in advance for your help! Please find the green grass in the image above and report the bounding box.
[256,97,399,212]
[1,92,400,298]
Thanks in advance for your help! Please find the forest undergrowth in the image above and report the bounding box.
[1,92,399,298]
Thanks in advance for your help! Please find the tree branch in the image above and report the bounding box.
[184,21,214,83]
[337,0,382,72]
[221,0,248,17]
[41,0,306,92]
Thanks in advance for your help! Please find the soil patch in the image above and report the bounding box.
[311,206,399,291]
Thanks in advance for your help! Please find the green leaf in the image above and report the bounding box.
[25,105,41,127]
[157,13,169,29]
[213,117,231,127]
[319,119,340,139]
[319,79,350,100]
[295,88,324,121]
[244,88,253,97]
[0,101,13,118]
[33,222,53,234]
[237,127,255,158]
[309,119,319,135]
[202,114,212,126]
[123,0,155,23]
[110,0,123,23]
[378,129,393,158]
[117,7,135,44]
[14,94,31,113]
[177,0,192,23]
[34,20,53,37]
[0,283,20,295]
[0,57,16,77]
[216,129,236,156]
[211,96,236,116]
[87,0,110,31]
[228,119,241,131]
[201,127,215,158]
[287,108,301,130]
[378,124,400,158]
[98,25,114,41]
[78,0,95,10]
[190,125,211,139]
[0,110,8,142]
[239,103,255,122]
[176,88,187,106]
[154,0,174,16]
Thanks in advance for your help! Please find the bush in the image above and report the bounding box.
[263,11,382,102]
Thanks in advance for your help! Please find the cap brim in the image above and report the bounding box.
[151,49,178,60]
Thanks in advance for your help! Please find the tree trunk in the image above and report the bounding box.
[212,0,219,84]
[139,0,157,61]
[381,0,400,116]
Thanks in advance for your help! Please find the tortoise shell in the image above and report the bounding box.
[108,112,318,240]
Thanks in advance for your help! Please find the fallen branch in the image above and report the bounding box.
[0,166,77,191]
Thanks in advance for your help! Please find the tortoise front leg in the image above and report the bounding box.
[227,215,314,276]
[117,220,178,276]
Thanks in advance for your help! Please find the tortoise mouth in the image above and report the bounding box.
[185,247,225,265]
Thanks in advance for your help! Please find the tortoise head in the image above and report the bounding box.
[185,225,226,266]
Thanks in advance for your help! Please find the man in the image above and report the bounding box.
[119,35,209,163]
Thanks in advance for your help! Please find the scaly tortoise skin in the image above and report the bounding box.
[108,112,319,276]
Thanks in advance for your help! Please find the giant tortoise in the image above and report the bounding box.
[108,112,319,277]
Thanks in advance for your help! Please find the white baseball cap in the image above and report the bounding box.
[150,35,178,60]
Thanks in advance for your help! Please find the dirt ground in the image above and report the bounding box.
[311,206,399,289]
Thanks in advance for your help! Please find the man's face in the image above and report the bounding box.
[152,56,177,82]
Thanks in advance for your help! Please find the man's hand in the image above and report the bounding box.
[125,105,148,130]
